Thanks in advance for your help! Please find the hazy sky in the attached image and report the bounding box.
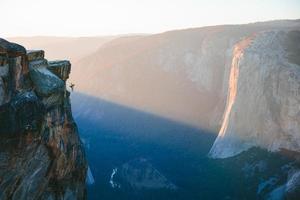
[2,0,300,37]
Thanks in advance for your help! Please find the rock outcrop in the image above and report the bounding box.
[0,39,87,199]
[110,158,177,190]
[209,30,300,158]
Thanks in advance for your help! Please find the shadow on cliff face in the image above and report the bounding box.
[70,92,299,200]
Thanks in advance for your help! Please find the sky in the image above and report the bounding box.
[1,0,300,37]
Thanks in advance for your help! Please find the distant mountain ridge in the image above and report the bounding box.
[8,36,116,62]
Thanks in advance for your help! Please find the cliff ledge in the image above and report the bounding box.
[0,38,87,199]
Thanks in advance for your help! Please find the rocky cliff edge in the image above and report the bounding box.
[0,38,87,199]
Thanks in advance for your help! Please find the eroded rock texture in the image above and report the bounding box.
[0,39,87,199]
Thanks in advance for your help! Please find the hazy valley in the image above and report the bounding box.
[4,19,300,199]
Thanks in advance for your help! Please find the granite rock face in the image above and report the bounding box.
[0,38,87,199]
[29,60,65,97]
[48,60,71,81]
[209,30,300,158]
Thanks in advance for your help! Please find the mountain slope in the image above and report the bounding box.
[71,20,300,131]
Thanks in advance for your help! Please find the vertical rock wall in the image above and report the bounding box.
[209,31,300,158]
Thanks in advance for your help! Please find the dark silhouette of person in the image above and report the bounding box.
[70,83,75,91]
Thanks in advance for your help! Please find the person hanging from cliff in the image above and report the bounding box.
[69,82,75,91]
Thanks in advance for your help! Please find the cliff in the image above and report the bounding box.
[209,30,300,158]
[0,39,87,199]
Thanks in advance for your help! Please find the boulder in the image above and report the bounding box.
[29,66,65,97]
[0,38,26,57]
[27,50,45,62]
[48,60,71,81]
